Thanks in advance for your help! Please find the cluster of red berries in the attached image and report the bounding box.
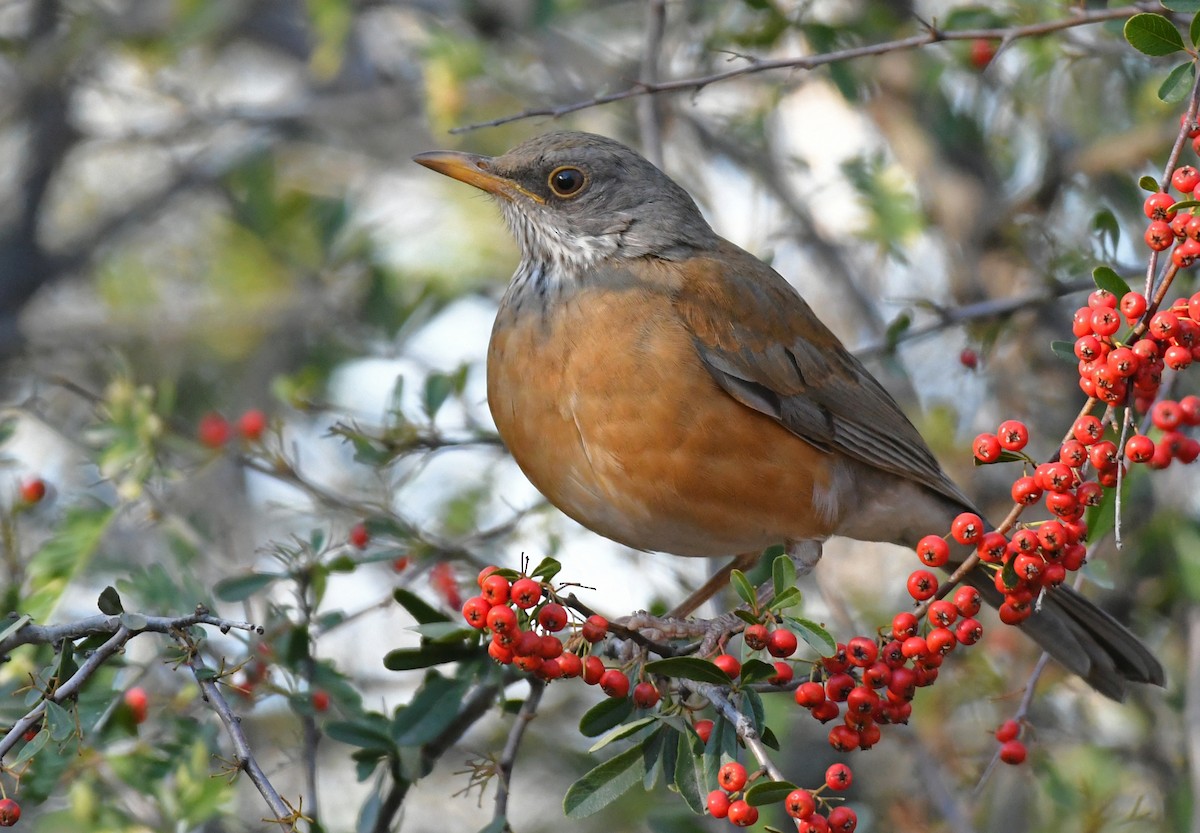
[461,567,618,687]
[197,408,269,448]
[706,761,857,831]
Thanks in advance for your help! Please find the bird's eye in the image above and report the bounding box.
[548,166,586,197]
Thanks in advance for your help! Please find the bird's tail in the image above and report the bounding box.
[964,568,1163,700]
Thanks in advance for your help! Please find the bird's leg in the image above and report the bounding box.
[786,538,823,579]
[668,551,762,619]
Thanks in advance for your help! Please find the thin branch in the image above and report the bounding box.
[452,5,1154,132]
[493,679,545,825]
[0,609,261,655]
[692,682,787,783]
[177,633,298,828]
[637,0,667,168]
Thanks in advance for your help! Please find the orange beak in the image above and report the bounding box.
[412,150,544,204]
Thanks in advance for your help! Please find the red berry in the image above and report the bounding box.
[462,596,491,629]
[348,522,369,549]
[1010,476,1042,506]
[785,788,816,819]
[713,654,741,679]
[846,636,878,667]
[960,347,979,369]
[769,661,794,685]
[927,600,959,628]
[480,574,510,605]
[950,512,984,545]
[197,411,231,448]
[926,626,957,655]
[996,420,1029,452]
[915,534,950,567]
[486,605,517,635]
[536,602,568,632]
[1152,400,1183,430]
[999,739,1028,765]
[0,799,19,827]
[583,655,604,685]
[558,652,582,678]
[1072,415,1103,445]
[968,38,996,69]
[767,628,798,658]
[1173,165,1200,193]
[124,686,149,724]
[706,789,731,819]
[825,762,853,790]
[581,614,608,643]
[312,689,331,712]
[1165,344,1192,370]
[1126,434,1155,463]
[829,724,860,751]
[1144,192,1177,221]
[906,569,938,601]
[510,578,542,609]
[599,669,630,699]
[695,719,714,744]
[727,799,758,827]
[1090,308,1121,337]
[538,634,563,659]
[973,433,1002,462]
[892,611,919,640]
[795,681,826,708]
[1145,221,1174,251]
[718,761,749,792]
[743,623,769,650]
[825,672,855,702]
[1120,292,1148,321]
[19,477,46,504]
[237,408,268,440]
[632,681,660,709]
[953,585,982,617]
[828,806,858,833]
[995,719,1020,742]
[955,617,983,645]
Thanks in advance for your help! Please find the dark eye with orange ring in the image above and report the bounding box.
[548,166,586,197]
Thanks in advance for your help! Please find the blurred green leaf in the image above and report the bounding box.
[1050,340,1078,363]
[645,657,734,685]
[24,506,115,620]
[391,672,470,745]
[213,572,282,602]
[564,730,659,818]
[382,643,478,670]
[588,716,657,752]
[579,696,634,737]
[393,588,452,625]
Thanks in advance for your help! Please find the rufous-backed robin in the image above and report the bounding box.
[414,131,1163,700]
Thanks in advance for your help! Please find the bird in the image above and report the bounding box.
[413,131,1163,700]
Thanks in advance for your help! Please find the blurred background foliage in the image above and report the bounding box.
[0,1,1195,832]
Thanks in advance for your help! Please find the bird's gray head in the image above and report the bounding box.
[414,132,718,273]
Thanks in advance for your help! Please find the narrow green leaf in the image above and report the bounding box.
[730,569,756,607]
[0,614,32,645]
[743,688,765,732]
[45,700,74,742]
[884,310,912,351]
[393,588,451,625]
[1124,13,1186,56]
[1000,556,1019,589]
[476,818,508,833]
[406,622,477,643]
[1192,10,1200,47]
[214,572,282,602]
[973,449,1029,466]
[392,674,471,745]
[673,729,705,813]
[745,779,800,806]
[645,656,735,685]
[382,643,479,670]
[579,696,634,737]
[563,735,653,818]
[1159,61,1195,103]
[739,659,779,685]
[761,725,780,751]
[1139,175,1161,193]
[733,609,759,625]
[790,617,836,655]
[642,726,667,790]
[1050,340,1078,363]
[1170,198,1200,211]
[97,586,124,615]
[1092,266,1131,297]
[768,586,802,611]
[702,715,729,790]
[771,554,796,601]
[1091,208,1120,252]
[325,719,395,751]
[588,716,657,752]
[1085,476,1119,542]
[12,728,49,764]
[423,372,455,418]
[529,556,562,582]
[1166,0,1200,14]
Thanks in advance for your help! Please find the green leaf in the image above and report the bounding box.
[1092,266,1131,297]
[761,725,780,751]
[739,659,779,685]
[588,716,657,752]
[382,643,479,670]
[1166,0,1200,14]
[1091,209,1120,252]
[1159,61,1195,103]
[790,617,836,655]
[118,612,147,631]
[45,700,74,742]
[730,569,756,607]
[1001,556,1019,589]
[673,729,705,813]
[733,609,759,625]
[1085,478,1119,542]
[393,588,452,625]
[771,554,796,601]
[407,622,477,642]
[768,586,802,611]
[1050,340,1078,363]
[884,310,912,351]
[12,728,49,765]
[1139,175,1161,193]
[0,614,31,645]
[391,673,471,745]
[25,506,115,620]
[529,556,562,582]
[563,732,657,818]
[97,586,124,615]
[1192,10,1200,47]
[642,725,667,790]
[645,657,735,685]
[973,449,1029,466]
[476,819,508,833]
[745,779,800,806]
[1124,13,1186,56]
[214,572,282,602]
[325,718,395,751]
[1170,198,1200,211]
[579,696,634,737]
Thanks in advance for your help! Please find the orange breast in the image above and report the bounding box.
[487,277,840,557]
